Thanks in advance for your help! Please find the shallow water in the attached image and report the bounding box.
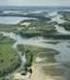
[55,25,70,34]
[1,32,70,80]
[0,16,36,24]
[0,10,70,79]
[1,32,70,63]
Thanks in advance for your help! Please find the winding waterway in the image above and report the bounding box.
[0,11,70,80]
[1,31,70,80]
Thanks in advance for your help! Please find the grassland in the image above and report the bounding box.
[0,24,22,32]
[18,20,56,37]
[0,35,21,79]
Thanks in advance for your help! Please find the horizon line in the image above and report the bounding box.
[0,5,70,7]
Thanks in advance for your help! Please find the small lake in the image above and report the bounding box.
[0,16,36,24]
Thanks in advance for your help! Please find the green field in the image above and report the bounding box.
[0,36,21,78]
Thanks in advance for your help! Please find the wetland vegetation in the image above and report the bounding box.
[0,35,21,79]
[0,6,70,80]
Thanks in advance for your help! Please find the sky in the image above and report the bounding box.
[0,0,70,6]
